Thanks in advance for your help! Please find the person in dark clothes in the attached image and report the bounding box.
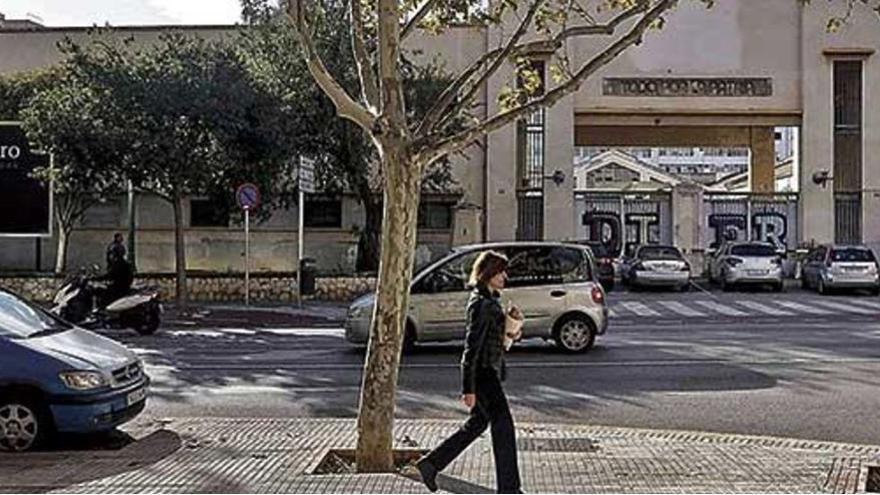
[103,233,133,304]
[416,250,523,494]
[106,233,127,270]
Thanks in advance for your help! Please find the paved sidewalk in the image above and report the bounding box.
[3,417,880,494]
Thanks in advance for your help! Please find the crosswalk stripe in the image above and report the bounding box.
[656,301,707,317]
[809,300,876,315]
[736,300,795,316]
[843,298,880,311]
[619,301,661,317]
[608,307,619,318]
[693,300,749,316]
[773,301,833,315]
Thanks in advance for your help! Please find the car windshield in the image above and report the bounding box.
[730,244,777,257]
[638,246,682,260]
[0,291,72,339]
[831,248,876,262]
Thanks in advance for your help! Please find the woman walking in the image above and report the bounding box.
[416,250,523,494]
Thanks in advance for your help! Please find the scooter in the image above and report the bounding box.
[52,270,162,336]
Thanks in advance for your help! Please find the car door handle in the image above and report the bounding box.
[550,290,566,298]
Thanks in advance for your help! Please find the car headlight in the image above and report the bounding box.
[59,371,108,390]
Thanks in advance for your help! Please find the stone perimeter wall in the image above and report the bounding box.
[0,274,377,304]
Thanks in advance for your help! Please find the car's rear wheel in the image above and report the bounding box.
[554,314,595,353]
[0,396,51,452]
[401,322,417,354]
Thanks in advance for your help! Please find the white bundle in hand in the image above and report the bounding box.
[504,304,524,351]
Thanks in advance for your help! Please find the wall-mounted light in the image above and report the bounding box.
[811,170,833,188]
[544,170,565,186]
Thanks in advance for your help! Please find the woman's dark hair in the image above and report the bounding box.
[468,250,509,288]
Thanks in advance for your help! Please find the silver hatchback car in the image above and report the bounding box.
[801,245,880,295]
[344,242,609,353]
[709,241,784,291]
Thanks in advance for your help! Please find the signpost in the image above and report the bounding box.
[298,157,315,308]
[236,183,261,306]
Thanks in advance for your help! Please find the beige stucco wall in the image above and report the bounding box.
[800,2,880,249]
[571,0,802,117]
[0,26,234,73]
[405,26,489,239]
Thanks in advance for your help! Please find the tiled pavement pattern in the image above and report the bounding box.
[607,296,880,321]
[3,418,880,494]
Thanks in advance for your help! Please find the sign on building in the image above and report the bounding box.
[0,123,52,236]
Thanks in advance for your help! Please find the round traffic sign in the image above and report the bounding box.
[236,183,261,210]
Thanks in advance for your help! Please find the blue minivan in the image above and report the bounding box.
[0,289,149,452]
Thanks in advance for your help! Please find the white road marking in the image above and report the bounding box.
[257,328,346,337]
[735,300,795,316]
[656,301,706,317]
[809,300,877,315]
[619,302,661,317]
[842,298,880,311]
[693,300,749,317]
[773,301,833,315]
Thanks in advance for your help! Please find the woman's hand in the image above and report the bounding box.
[462,393,476,408]
[507,304,523,321]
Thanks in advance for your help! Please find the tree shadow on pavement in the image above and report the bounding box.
[0,429,181,493]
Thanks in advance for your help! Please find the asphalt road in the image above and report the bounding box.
[110,288,880,446]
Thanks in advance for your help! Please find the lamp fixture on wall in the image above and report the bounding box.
[544,170,565,186]
[811,170,833,188]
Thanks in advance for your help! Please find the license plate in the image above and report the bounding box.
[127,387,147,406]
[747,270,767,276]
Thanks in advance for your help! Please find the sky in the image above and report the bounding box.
[0,0,246,26]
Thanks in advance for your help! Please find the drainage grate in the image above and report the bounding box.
[867,466,880,493]
[517,437,598,452]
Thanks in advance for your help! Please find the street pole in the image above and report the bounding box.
[298,187,304,309]
[127,180,136,271]
[245,207,250,306]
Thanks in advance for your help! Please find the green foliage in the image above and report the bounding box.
[57,31,298,218]
[0,68,62,120]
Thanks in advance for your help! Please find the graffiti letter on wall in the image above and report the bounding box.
[625,214,659,255]
[753,212,787,251]
[708,214,746,249]
[582,211,622,254]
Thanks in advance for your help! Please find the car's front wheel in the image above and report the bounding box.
[0,395,51,452]
[554,314,596,353]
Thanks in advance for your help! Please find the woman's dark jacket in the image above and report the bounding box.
[460,284,506,394]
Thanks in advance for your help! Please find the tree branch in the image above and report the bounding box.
[287,0,376,131]
[351,0,380,108]
[418,0,675,163]
[401,0,439,40]
[419,0,650,135]
[377,0,406,127]
[417,0,547,136]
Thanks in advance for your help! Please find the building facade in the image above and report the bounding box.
[1,0,879,273]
